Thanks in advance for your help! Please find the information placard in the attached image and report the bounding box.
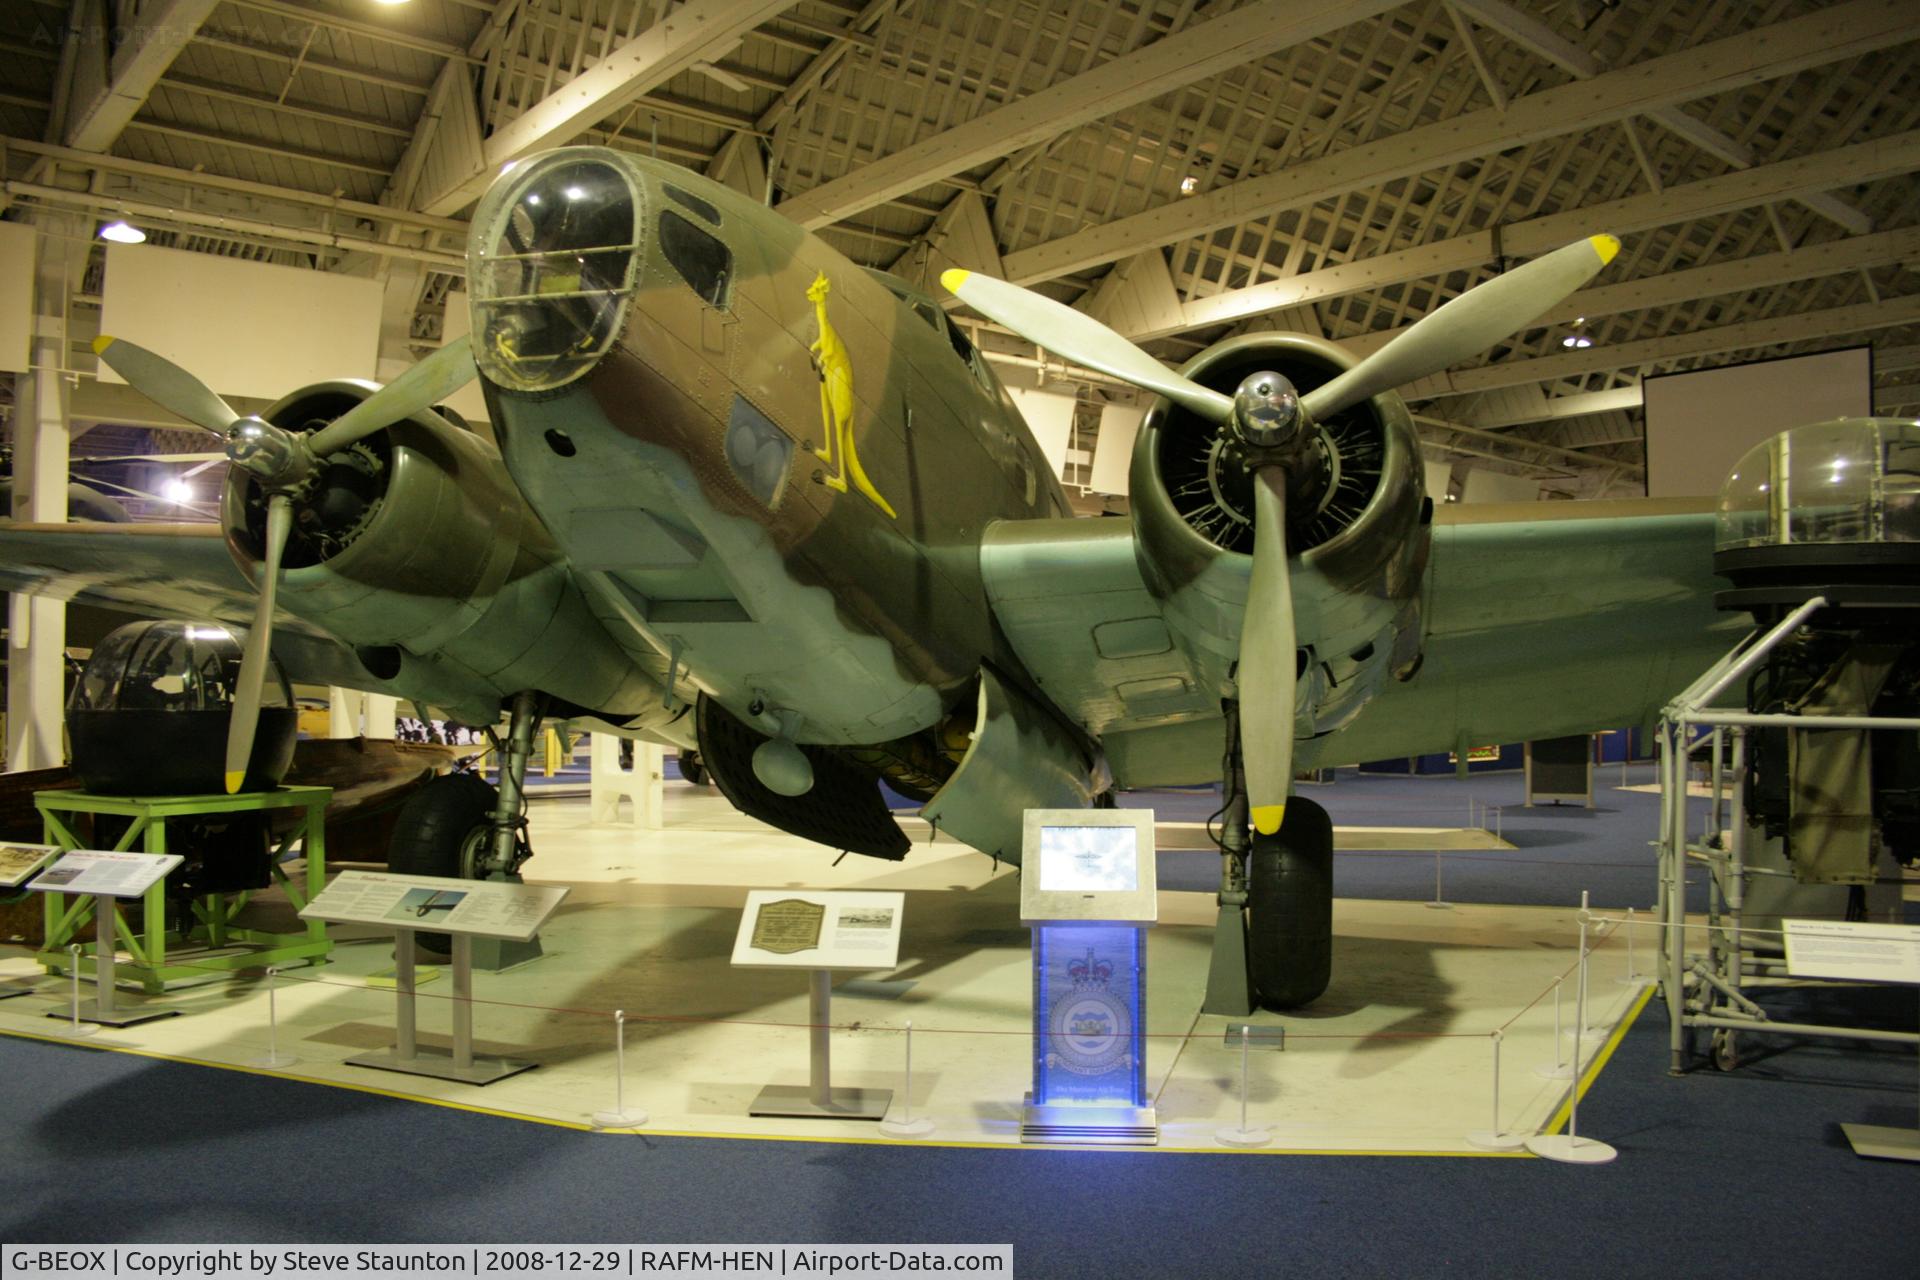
[0,841,60,888]
[300,871,568,942]
[1783,920,1920,984]
[730,890,905,970]
[25,849,182,897]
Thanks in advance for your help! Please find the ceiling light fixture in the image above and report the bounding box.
[1561,334,1593,349]
[1179,176,1199,196]
[371,0,413,8]
[163,478,194,504]
[98,220,146,244]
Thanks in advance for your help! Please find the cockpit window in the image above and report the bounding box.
[663,183,720,225]
[660,210,732,308]
[942,314,977,367]
[472,157,640,392]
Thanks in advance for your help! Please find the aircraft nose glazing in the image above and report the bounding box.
[470,153,643,393]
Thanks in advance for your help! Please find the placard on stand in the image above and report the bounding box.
[301,871,568,1086]
[26,849,183,1026]
[731,889,905,1121]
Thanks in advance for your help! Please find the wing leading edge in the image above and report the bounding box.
[0,521,385,694]
[989,499,1739,786]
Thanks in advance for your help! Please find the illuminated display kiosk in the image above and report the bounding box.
[1020,808,1157,1146]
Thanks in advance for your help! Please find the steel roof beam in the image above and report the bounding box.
[1002,0,1916,285]
[415,0,797,216]
[63,0,220,153]
[773,0,1401,230]
[1408,293,1920,399]
[1166,128,1920,339]
[1450,0,1873,236]
[1340,224,1920,357]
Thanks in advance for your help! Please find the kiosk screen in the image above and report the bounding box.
[1037,826,1139,893]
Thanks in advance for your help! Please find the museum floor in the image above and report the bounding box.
[0,775,1660,1156]
[2,765,1915,1270]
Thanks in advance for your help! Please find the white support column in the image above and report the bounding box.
[589,736,664,829]
[327,688,363,738]
[6,213,86,773]
[364,694,398,741]
[327,689,397,740]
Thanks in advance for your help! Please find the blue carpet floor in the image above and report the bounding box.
[2,986,1916,1276]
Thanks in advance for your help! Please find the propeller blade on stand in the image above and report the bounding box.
[225,492,291,794]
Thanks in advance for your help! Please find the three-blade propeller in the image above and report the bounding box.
[92,334,478,791]
[943,234,1618,836]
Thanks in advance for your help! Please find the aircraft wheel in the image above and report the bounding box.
[1248,796,1334,1009]
[388,772,497,954]
[679,751,710,787]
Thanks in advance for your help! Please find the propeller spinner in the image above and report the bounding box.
[92,334,479,791]
[943,234,1618,836]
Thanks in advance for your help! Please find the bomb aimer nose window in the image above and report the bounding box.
[1037,826,1140,892]
[471,155,642,392]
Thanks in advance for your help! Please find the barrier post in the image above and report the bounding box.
[591,1009,649,1129]
[880,1020,935,1138]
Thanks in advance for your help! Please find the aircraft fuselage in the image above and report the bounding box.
[469,149,1068,747]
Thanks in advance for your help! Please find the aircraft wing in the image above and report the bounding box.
[986,500,1744,786]
[0,521,384,692]
[1287,498,1742,768]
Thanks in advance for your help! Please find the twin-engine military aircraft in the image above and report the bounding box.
[0,148,1732,1008]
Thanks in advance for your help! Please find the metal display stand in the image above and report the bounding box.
[33,786,333,992]
[25,850,184,1027]
[732,889,906,1122]
[348,928,534,1085]
[1657,598,1920,1075]
[299,869,570,1087]
[749,969,891,1120]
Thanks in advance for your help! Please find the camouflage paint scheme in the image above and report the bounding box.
[0,147,1735,861]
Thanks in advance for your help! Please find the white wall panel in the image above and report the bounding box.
[1644,348,1872,498]
[1007,387,1078,478]
[98,244,381,401]
[1422,460,1454,501]
[0,222,35,374]
[1461,468,1541,504]
[1088,404,1143,494]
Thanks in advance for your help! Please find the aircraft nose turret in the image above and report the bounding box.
[470,150,642,393]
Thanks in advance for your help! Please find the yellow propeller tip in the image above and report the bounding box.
[1590,234,1621,265]
[91,335,115,356]
[939,268,971,294]
[223,770,246,795]
[1251,804,1286,836]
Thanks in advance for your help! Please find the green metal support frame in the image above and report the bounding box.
[33,786,333,993]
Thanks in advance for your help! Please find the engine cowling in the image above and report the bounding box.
[219,381,688,738]
[1128,332,1429,733]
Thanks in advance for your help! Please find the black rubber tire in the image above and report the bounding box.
[387,772,497,954]
[678,751,709,787]
[1248,796,1334,1009]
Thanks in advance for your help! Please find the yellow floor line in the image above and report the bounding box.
[1540,983,1654,1137]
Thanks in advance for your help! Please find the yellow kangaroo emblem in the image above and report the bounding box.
[806,272,896,519]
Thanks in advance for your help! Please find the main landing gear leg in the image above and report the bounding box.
[1203,702,1255,1016]
[472,689,545,971]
